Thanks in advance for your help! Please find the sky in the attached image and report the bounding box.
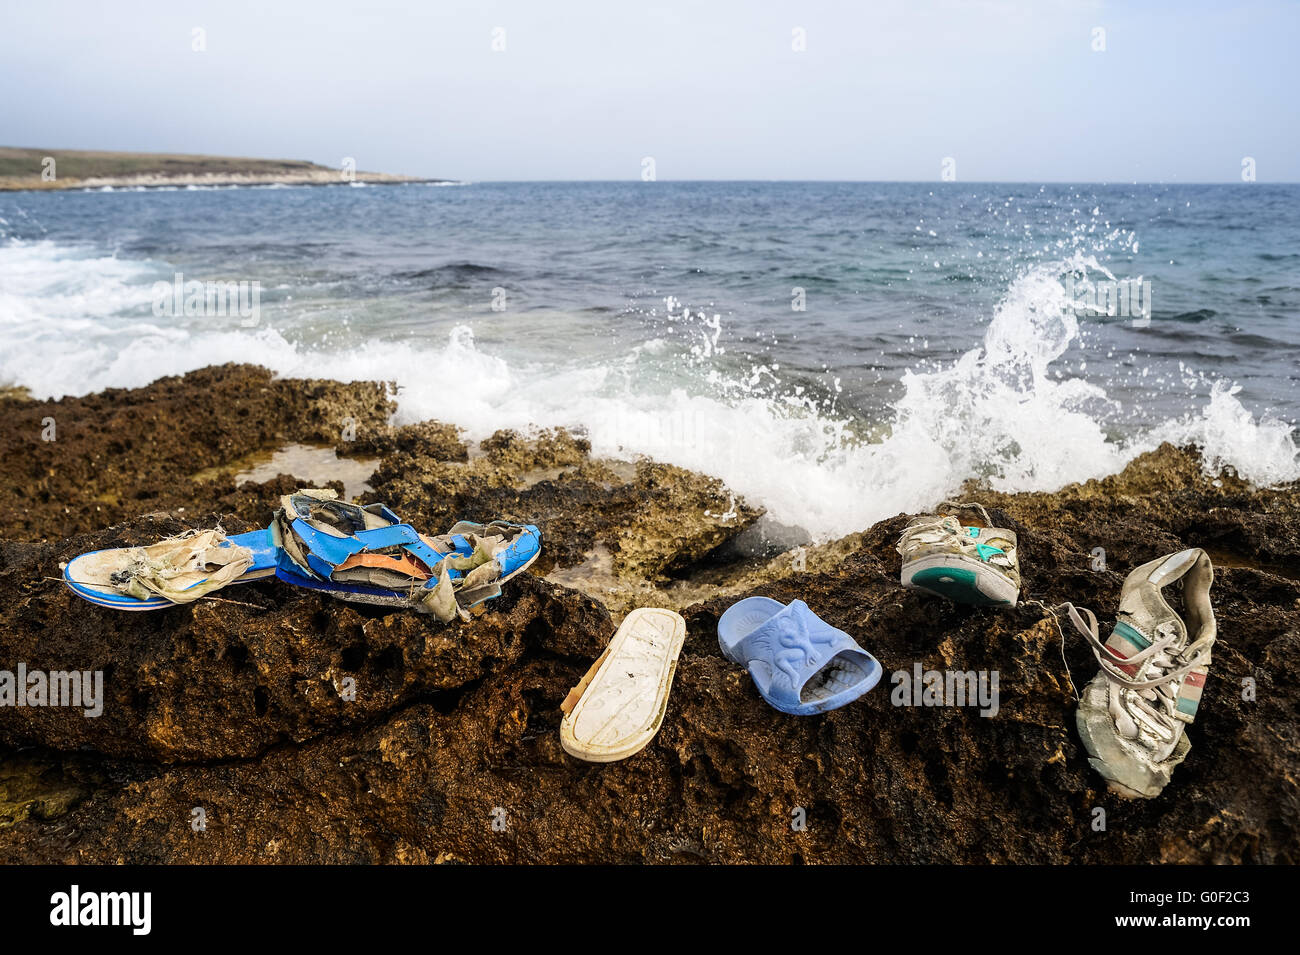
[1,0,1297,182]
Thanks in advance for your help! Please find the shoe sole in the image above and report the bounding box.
[901,555,1018,607]
[561,607,687,762]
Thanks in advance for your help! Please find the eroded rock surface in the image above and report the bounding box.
[0,368,1296,863]
[0,364,394,542]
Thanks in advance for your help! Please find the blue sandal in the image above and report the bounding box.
[64,527,279,611]
[63,488,541,620]
[272,489,541,621]
[717,596,882,715]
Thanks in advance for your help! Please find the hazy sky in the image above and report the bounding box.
[2,0,1296,182]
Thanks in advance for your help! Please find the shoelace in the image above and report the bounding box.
[1058,602,1214,734]
[941,500,993,525]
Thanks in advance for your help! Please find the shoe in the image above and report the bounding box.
[716,596,882,715]
[1067,548,1216,798]
[65,527,279,610]
[272,489,541,621]
[897,508,1020,607]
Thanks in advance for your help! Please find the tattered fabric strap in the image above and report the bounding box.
[272,490,535,624]
[113,529,253,603]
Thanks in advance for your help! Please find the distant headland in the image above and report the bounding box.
[0,147,449,191]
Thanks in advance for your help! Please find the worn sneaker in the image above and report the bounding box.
[897,507,1020,607]
[1068,548,1216,798]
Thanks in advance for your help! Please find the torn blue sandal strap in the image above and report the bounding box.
[289,518,446,580]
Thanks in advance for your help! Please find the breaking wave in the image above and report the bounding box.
[1,237,1296,540]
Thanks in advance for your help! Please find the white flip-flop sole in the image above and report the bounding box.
[560,607,686,763]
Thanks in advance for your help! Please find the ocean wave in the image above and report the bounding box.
[1,237,1295,540]
[391,262,512,285]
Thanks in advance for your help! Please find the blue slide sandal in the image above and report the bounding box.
[717,596,882,715]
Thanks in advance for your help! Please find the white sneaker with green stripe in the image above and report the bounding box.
[1065,549,1217,798]
[897,504,1020,607]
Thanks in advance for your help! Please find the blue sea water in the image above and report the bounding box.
[1,181,1297,536]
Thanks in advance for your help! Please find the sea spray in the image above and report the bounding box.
[1,221,1296,540]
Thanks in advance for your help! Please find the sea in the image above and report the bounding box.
[2,180,1298,540]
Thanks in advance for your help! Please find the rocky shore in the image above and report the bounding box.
[1,365,1296,863]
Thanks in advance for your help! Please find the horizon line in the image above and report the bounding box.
[458,178,1298,186]
[6,148,1293,186]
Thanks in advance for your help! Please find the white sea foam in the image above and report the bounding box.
[1,238,1295,539]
